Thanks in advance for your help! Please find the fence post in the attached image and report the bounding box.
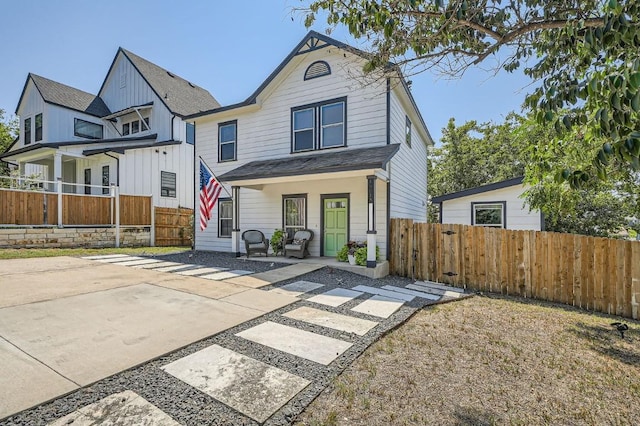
[57,177,63,227]
[113,184,120,248]
[150,196,155,247]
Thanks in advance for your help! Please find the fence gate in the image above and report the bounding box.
[439,224,461,286]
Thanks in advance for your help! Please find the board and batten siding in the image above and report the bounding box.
[45,104,117,142]
[440,184,542,231]
[16,81,46,148]
[99,53,173,141]
[388,88,428,222]
[196,176,388,259]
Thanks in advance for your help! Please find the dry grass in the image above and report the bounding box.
[296,295,640,426]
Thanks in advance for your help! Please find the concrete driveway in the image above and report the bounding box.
[0,256,297,420]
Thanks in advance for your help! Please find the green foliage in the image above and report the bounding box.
[270,229,285,253]
[302,0,640,181]
[336,241,380,265]
[0,109,18,177]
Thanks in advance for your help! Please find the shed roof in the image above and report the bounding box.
[431,177,525,203]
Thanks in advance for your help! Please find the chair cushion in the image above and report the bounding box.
[248,243,266,249]
[292,238,307,244]
[285,244,301,250]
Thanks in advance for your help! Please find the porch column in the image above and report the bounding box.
[53,153,63,183]
[231,186,241,257]
[366,175,377,268]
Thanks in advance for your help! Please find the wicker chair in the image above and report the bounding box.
[242,230,268,258]
[284,229,314,259]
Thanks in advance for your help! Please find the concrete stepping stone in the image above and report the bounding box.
[49,390,179,426]
[236,321,352,365]
[153,264,198,273]
[407,283,462,298]
[115,258,163,267]
[199,270,253,280]
[132,261,181,269]
[93,256,144,263]
[82,254,130,260]
[351,295,404,318]
[270,281,324,297]
[307,288,363,307]
[381,285,441,301]
[161,344,309,424]
[413,280,465,293]
[284,306,378,336]
[175,266,228,276]
[248,263,325,285]
[351,285,415,302]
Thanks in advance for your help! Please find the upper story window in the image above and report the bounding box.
[35,114,43,142]
[121,115,150,136]
[292,97,346,153]
[74,118,103,139]
[405,116,412,147]
[24,117,32,145]
[219,120,237,162]
[304,61,331,80]
[186,123,195,145]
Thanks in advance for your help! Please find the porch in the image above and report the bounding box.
[243,254,390,279]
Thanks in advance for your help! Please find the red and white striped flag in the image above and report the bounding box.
[199,160,222,231]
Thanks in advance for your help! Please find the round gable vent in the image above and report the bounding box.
[304,61,331,80]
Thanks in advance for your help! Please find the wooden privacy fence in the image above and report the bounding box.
[154,207,193,246]
[0,188,151,226]
[389,219,640,319]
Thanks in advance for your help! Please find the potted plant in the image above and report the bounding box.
[270,229,285,255]
[347,245,357,265]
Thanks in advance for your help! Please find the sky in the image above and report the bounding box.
[0,0,533,143]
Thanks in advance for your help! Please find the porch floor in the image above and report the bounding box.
[245,255,389,279]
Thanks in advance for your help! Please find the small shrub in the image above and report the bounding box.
[270,229,285,253]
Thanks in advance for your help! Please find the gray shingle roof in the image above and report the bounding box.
[217,144,400,182]
[120,49,220,117]
[29,74,111,117]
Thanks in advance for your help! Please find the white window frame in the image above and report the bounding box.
[121,114,150,136]
[472,202,506,228]
[218,121,237,162]
[319,101,345,149]
[218,199,233,238]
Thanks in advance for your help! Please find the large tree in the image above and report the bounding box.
[302,0,640,181]
[0,109,18,178]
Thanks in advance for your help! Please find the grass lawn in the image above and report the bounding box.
[297,295,640,425]
[0,246,189,260]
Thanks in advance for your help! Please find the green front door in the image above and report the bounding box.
[323,198,348,257]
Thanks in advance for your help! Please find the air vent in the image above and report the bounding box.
[304,61,331,80]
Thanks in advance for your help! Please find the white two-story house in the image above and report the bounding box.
[189,31,432,268]
[1,48,220,208]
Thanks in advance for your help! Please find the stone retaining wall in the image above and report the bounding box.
[0,227,151,249]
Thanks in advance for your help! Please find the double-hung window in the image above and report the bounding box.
[218,199,232,238]
[472,202,506,228]
[35,114,43,142]
[283,194,306,239]
[24,117,32,145]
[218,121,237,162]
[292,97,346,152]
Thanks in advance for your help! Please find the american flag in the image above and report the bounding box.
[199,160,222,231]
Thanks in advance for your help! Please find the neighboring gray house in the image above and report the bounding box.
[2,48,219,208]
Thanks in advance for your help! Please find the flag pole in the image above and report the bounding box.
[199,155,232,197]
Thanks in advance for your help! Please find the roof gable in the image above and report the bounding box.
[99,48,220,118]
[186,31,430,143]
[16,74,110,117]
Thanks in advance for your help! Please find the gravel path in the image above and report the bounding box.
[1,254,443,426]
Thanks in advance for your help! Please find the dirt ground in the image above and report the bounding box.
[296,295,640,425]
